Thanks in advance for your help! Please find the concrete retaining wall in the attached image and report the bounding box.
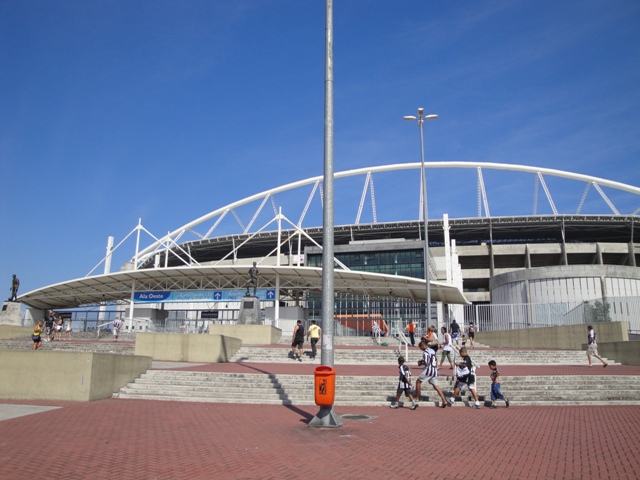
[0,325,32,339]
[475,322,629,350]
[135,333,242,362]
[209,325,282,345]
[597,340,640,366]
[0,351,151,401]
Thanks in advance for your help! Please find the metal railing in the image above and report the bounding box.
[463,296,640,334]
[391,324,410,362]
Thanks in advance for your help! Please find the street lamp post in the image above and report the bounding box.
[404,108,438,327]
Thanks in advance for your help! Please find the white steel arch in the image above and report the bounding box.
[134,161,640,264]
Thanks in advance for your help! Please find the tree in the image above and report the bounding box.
[583,300,611,323]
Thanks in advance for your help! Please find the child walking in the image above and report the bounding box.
[64,318,72,340]
[488,360,510,409]
[390,356,418,410]
[448,347,481,409]
[415,341,448,408]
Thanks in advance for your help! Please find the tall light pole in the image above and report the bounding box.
[404,108,438,326]
[309,0,343,429]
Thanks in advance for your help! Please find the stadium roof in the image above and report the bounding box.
[18,265,468,310]
[147,215,640,268]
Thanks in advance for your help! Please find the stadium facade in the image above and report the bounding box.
[19,162,640,334]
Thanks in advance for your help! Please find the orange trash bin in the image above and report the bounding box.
[314,366,336,406]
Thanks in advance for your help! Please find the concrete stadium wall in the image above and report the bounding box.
[0,351,151,401]
[597,341,640,366]
[490,265,640,304]
[0,325,32,339]
[475,322,629,350]
[135,333,242,362]
[209,325,282,345]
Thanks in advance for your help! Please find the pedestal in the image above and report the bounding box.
[237,296,261,325]
[0,302,22,326]
[309,405,344,428]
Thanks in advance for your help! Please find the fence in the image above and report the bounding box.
[42,296,640,337]
[463,296,640,334]
[44,309,126,333]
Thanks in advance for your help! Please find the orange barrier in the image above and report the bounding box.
[314,366,336,406]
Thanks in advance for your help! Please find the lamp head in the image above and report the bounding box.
[417,107,424,116]
[403,115,417,121]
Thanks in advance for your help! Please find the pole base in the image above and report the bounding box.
[309,405,344,428]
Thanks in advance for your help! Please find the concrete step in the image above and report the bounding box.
[0,338,134,355]
[0,339,617,366]
[230,347,616,365]
[122,384,640,403]
[140,370,640,387]
[114,370,640,406]
[276,335,490,348]
[112,391,640,407]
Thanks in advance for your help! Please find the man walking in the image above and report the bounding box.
[307,320,321,359]
[44,310,55,342]
[586,325,608,367]
[406,320,416,347]
[291,320,305,361]
[113,317,123,341]
[450,319,461,346]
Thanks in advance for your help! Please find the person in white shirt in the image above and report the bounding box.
[438,326,454,369]
[113,317,123,341]
[586,325,608,367]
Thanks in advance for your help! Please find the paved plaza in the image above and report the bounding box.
[1,394,639,479]
[2,339,640,479]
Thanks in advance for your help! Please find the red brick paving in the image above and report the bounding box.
[0,399,639,479]
[3,340,639,479]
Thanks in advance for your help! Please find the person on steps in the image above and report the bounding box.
[291,320,305,361]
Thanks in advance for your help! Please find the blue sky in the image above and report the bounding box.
[1,0,639,294]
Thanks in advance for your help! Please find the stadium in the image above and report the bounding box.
[18,161,640,335]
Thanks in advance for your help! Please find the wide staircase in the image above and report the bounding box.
[114,342,637,407]
[3,334,635,407]
[113,369,640,407]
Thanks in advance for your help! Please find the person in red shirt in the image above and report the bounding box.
[406,320,416,347]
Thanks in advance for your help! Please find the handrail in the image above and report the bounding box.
[96,320,114,339]
[396,328,409,362]
[390,320,410,362]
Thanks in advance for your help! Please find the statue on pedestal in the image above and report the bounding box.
[9,274,19,302]
[245,262,260,297]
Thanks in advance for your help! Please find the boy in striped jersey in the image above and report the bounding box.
[390,356,418,410]
[415,341,448,408]
[447,347,481,409]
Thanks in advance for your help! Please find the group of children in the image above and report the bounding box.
[390,341,509,410]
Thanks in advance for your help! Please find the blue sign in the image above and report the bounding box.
[134,289,277,303]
